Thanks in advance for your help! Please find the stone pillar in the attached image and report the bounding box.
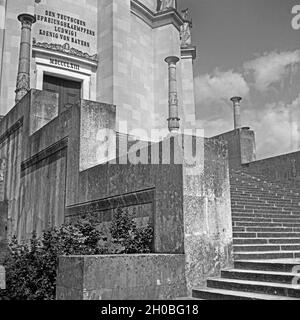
[165,56,180,132]
[0,0,7,83]
[15,13,36,104]
[231,96,242,130]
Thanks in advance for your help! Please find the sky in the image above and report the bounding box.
[178,0,300,160]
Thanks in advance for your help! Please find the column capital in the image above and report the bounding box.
[18,13,36,26]
[165,56,180,65]
[230,96,242,104]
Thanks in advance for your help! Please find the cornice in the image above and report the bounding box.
[32,38,98,65]
[131,0,184,31]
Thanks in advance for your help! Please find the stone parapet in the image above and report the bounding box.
[56,254,187,300]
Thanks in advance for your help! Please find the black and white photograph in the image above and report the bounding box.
[0,0,300,310]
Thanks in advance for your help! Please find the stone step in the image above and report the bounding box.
[232,203,282,209]
[231,200,300,208]
[232,210,300,217]
[232,208,300,214]
[231,194,300,201]
[234,260,300,273]
[234,250,300,260]
[232,213,300,220]
[231,186,298,193]
[233,238,300,245]
[232,196,300,203]
[221,269,298,284]
[206,278,300,298]
[232,193,300,202]
[232,202,300,209]
[231,184,298,192]
[174,297,202,301]
[233,227,300,233]
[233,216,300,223]
[232,196,298,202]
[232,206,300,212]
[234,222,300,228]
[192,287,298,300]
[233,190,297,196]
[232,189,300,200]
[234,232,300,238]
[233,244,300,252]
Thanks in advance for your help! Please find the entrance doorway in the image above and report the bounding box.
[43,74,82,112]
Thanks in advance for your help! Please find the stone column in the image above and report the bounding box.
[0,0,7,82]
[231,96,242,130]
[15,13,36,104]
[165,56,180,132]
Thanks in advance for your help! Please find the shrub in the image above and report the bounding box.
[0,208,153,300]
[109,207,153,254]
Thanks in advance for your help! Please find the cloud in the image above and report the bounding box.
[244,50,300,92]
[246,94,300,159]
[195,69,250,105]
[200,118,232,138]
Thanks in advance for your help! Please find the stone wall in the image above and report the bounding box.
[69,161,185,254]
[242,151,300,185]
[66,188,155,241]
[0,90,233,298]
[56,254,187,300]
[183,137,233,293]
[181,48,196,129]
[0,90,116,242]
[211,127,256,168]
[97,0,185,135]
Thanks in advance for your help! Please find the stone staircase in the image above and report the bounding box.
[192,170,300,300]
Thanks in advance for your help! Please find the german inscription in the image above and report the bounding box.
[35,10,96,48]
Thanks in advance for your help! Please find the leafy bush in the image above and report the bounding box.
[109,208,153,254]
[0,208,153,300]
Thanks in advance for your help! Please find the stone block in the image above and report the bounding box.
[56,254,187,300]
[183,137,233,294]
[30,90,59,135]
[79,100,116,171]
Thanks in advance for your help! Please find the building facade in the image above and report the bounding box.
[0,1,236,294]
[0,0,197,136]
